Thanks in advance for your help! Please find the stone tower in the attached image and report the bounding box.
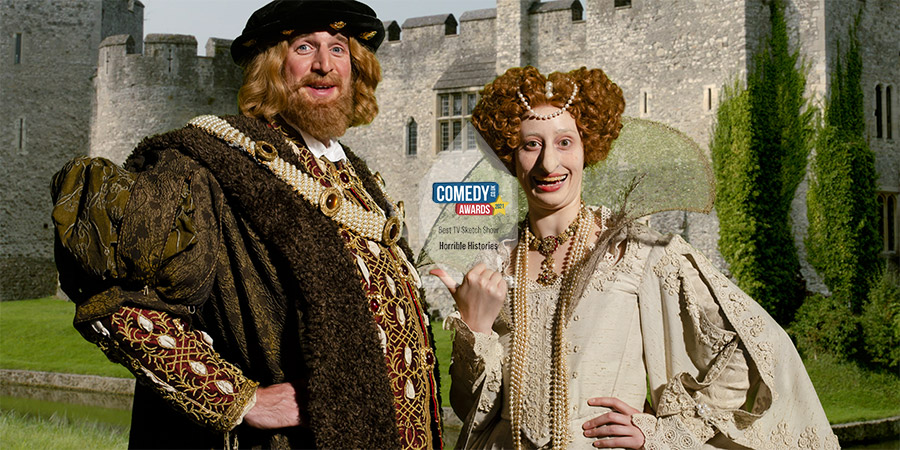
[0,0,143,300]
[495,0,534,73]
[91,34,242,164]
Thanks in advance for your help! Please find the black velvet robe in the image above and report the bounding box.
[53,115,441,449]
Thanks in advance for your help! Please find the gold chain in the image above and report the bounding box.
[525,207,582,286]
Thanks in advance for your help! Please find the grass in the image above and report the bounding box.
[0,297,131,378]
[2,298,899,425]
[0,409,128,449]
[0,395,131,429]
[804,353,900,424]
[431,319,453,407]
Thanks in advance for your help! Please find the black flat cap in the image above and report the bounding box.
[231,0,385,66]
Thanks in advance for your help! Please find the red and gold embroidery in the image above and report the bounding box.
[283,132,441,449]
[89,306,257,431]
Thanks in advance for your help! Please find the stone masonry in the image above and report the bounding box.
[1,0,897,308]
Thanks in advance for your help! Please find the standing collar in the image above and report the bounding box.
[298,129,346,162]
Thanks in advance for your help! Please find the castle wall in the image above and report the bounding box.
[0,0,141,300]
[91,34,242,164]
[529,6,587,73]
[852,0,899,191]
[343,15,498,251]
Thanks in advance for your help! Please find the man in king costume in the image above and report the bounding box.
[50,1,442,448]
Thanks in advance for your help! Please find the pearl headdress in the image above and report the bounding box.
[517,79,579,120]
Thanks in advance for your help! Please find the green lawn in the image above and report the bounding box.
[431,319,453,407]
[804,353,900,424]
[3,298,899,425]
[0,409,127,449]
[0,297,131,378]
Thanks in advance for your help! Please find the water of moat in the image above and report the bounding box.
[1,384,895,449]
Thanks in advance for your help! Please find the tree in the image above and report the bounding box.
[806,17,881,311]
[710,0,814,325]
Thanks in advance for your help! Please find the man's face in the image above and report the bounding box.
[284,31,352,105]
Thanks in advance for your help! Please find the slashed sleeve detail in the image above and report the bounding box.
[82,306,258,431]
[444,311,504,427]
[52,154,258,432]
[637,233,838,449]
[52,153,220,320]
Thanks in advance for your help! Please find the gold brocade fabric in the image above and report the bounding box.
[288,136,440,449]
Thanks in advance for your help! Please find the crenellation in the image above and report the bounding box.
[92,33,241,164]
[2,0,896,306]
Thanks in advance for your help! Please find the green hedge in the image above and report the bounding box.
[861,266,900,371]
[710,0,813,325]
[806,15,881,312]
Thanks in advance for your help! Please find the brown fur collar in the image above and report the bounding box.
[126,115,406,448]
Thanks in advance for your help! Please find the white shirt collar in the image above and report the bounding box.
[298,128,347,162]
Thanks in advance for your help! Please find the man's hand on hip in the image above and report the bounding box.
[244,380,308,429]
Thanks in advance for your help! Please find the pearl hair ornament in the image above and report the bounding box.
[517,79,579,120]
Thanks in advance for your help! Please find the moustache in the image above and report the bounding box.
[293,72,345,90]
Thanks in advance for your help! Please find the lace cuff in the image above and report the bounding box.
[443,311,503,412]
[632,411,716,450]
[443,311,501,360]
[82,306,258,432]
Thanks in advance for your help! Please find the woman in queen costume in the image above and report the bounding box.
[430,66,838,449]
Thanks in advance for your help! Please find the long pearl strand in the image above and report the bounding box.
[512,205,592,450]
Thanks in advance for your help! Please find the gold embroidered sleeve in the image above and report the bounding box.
[80,306,258,432]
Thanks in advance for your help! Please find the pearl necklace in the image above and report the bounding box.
[511,204,592,450]
[188,115,402,245]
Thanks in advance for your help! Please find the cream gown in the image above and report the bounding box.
[446,222,838,449]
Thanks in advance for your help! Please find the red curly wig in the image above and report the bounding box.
[471,66,625,173]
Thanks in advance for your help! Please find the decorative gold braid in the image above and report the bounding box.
[188,115,400,245]
[85,306,257,432]
[512,205,592,449]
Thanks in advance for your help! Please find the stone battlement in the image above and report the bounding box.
[92,33,242,164]
[98,33,237,87]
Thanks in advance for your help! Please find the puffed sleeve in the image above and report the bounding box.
[632,234,838,449]
[52,152,218,319]
[51,153,258,432]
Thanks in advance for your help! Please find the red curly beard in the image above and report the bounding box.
[281,72,354,143]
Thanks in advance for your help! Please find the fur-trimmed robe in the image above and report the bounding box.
[55,115,440,449]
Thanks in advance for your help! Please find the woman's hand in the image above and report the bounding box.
[582,397,645,449]
[430,263,507,334]
[244,380,308,429]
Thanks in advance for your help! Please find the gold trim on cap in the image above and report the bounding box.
[243,39,256,47]
[281,29,295,36]
[330,21,346,30]
[360,30,377,40]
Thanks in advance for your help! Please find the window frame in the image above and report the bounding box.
[878,191,899,255]
[406,118,418,157]
[435,89,480,153]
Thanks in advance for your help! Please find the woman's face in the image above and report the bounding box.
[515,106,584,215]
